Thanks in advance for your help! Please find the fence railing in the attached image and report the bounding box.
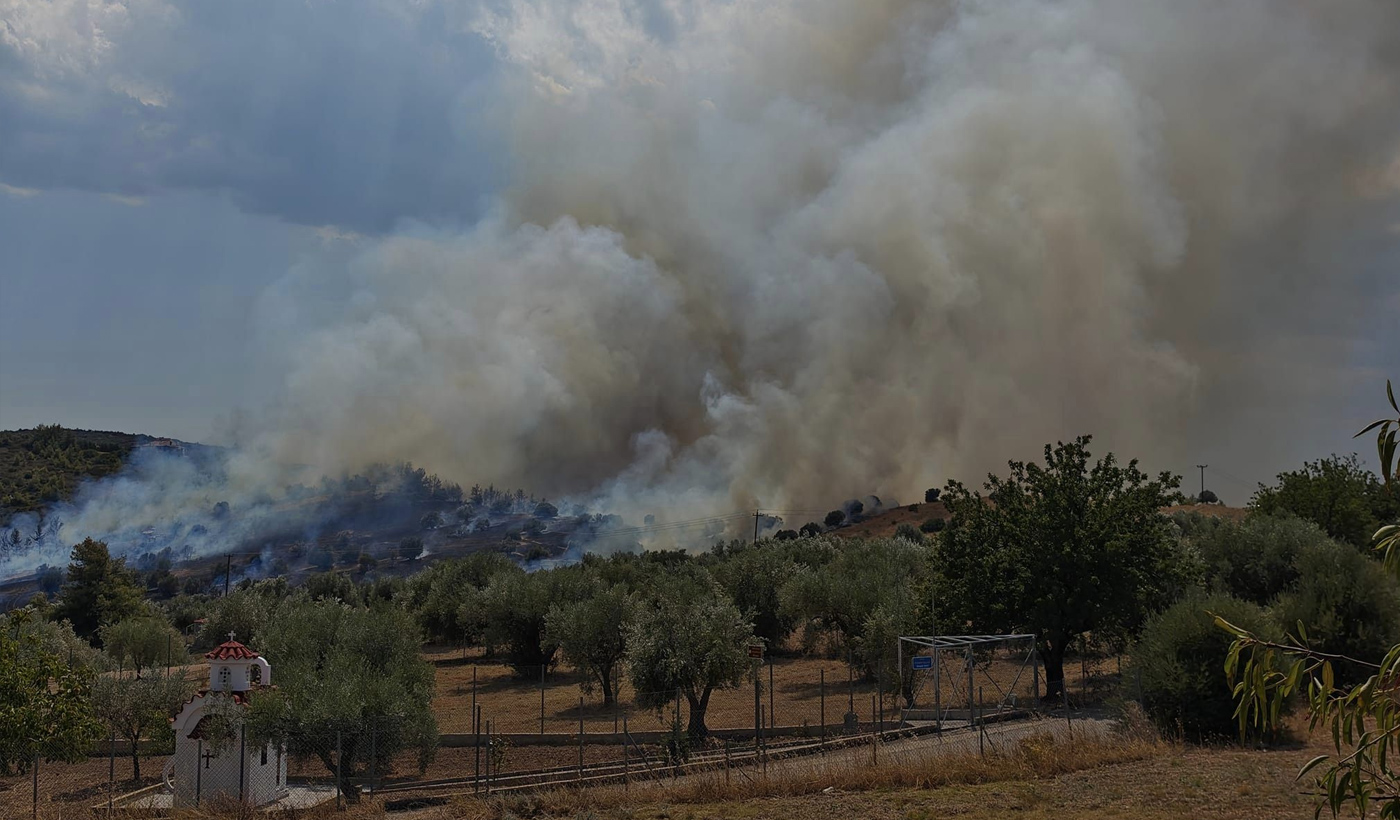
[1,648,1122,818]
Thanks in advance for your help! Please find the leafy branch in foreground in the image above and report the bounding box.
[1220,380,1400,818]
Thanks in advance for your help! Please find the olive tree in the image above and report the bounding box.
[243,599,437,801]
[544,583,636,705]
[91,672,194,780]
[627,572,754,739]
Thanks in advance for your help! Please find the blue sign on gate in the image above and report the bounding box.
[911,655,933,670]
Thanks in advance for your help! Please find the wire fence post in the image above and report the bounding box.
[108,725,116,815]
[622,716,630,793]
[578,696,585,786]
[724,737,731,786]
[195,738,202,807]
[540,665,546,735]
[369,719,378,794]
[1063,686,1072,734]
[473,703,482,794]
[484,719,492,796]
[869,694,878,766]
[768,660,775,731]
[238,723,246,805]
[31,752,38,820]
[820,668,826,753]
[978,686,985,758]
[335,728,343,810]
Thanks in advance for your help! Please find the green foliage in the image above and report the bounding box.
[1224,381,1400,818]
[919,517,945,533]
[1191,513,1329,606]
[940,436,1188,696]
[0,426,136,522]
[304,571,359,603]
[244,599,438,800]
[1251,453,1398,550]
[894,523,923,543]
[705,542,799,647]
[544,582,636,705]
[91,672,195,779]
[0,608,102,774]
[100,616,183,678]
[781,537,928,676]
[52,538,147,642]
[1272,539,1400,684]
[402,553,519,644]
[474,565,591,673]
[627,571,754,738]
[399,537,424,561]
[1133,593,1273,739]
[824,509,845,528]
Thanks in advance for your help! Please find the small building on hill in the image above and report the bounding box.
[167,635,286,807]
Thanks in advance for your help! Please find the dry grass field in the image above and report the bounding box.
[425,646,1115,736]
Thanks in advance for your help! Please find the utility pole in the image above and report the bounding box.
[1196,464,1208,499]
[753,509,761,545]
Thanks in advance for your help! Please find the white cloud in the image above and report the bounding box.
[0,181,40,197]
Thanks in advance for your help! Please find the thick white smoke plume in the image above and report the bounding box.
[4,0,1398,575]
[252,0,1400,520]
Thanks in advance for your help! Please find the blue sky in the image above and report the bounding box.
[0,1,502,440]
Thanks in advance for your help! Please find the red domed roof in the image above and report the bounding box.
[205,640,260,661]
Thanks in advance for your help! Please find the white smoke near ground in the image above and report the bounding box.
[249,0,1400,522]
[4,0,1399,574]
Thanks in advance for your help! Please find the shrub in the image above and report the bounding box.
[1196,489,1219,504]
[799,522,823,537]
[1193,514,1328,605]
[1273,539,1400,683]
[920,517,945,534]
[399,537,423,561]
[925,488,941,503]
[824,510,846,528]
[774,529,799,541]
[894,523,923,542]
[1131,592,1274,740]
[533,501,558,520]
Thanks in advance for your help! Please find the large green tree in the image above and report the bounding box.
[402,552,517,643]
[706,542,800,648]
[780,537,929,677]
[0,608,102,774]
[627,571,754,739]
[51,538,145,642]
[1251,453,1398,550]
[544,581,636,706]
[91,672,194,780]
[100,616,184,678]
[939,436,1188,697]
[473,565,589,674]
[243,599,438,801]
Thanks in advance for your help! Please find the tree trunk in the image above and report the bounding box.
[685,688,712,740]
[600,667,615,707]
[130,738,140,781]
[1041,638,1067,700]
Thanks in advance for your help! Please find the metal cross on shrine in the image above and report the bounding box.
[202,748,216,769]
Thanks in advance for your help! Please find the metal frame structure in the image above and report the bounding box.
[897,634,1039,730]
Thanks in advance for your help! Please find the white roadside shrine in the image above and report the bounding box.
[166,634,287,807]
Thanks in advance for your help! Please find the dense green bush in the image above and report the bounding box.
[1191,513,1328,605]
[1273,539,1400,683]
[1132,592,1275,739]
[894,523,923,542]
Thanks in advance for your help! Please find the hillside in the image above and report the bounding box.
[0,426,143,522]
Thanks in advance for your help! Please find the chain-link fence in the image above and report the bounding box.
[0,649,1122,818]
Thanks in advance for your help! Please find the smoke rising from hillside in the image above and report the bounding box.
[250,0,1400,519]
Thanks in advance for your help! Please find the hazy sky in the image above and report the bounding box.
[1,0,1397,505]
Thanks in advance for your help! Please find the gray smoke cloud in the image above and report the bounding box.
[247,0,1400,520]
[3,0,1398,577]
